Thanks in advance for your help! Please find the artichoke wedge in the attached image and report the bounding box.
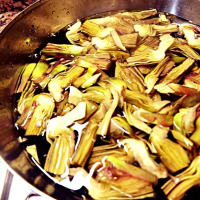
[109,116,134,139]
[88,143,133,169]
[150,126,190,173]
[155,58,194,87]
[180,24,200,50]
[123,103,152,134]
[48,66,84,102]
[133,108,173,127]
[162,156,200,200]
[23,93,55,136]
[17,81,36,115]
[144,57,170,93]
[127,34,174,65]
[96,88,119,137]
[119,139,168,178]
[71,121,98,167]
[15,63,36,93]
[41,43,85,56]
[44,129,75,175]
[173,104,199,135]
[46,102,86,143]
[95,156,157,198]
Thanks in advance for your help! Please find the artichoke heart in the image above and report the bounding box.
[44,130,75,175]
[48,66,84,102]
[150,126,190,173]
[24,93,55,136]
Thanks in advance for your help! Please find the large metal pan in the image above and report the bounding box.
[0,0,200,199]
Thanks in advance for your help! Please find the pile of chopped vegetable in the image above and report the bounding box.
[14,9,200,200]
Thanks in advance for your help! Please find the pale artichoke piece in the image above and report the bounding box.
[81,73,101,88]
[65,20,86,45]
[96,88,119,137]
[134,24,156,37]
[87,15,120,26]
[16,63,36,93]
[41,43,85,56]
[24,93,55,136]
[150,126,190,173]
[125,89,170,112]
[78,100,98,124]
[48,66,84,102]
[133,108,173,127]
[155,83,199,96]
[120,33,138,48]
[134,24,177,37]
[73,64,97,88]
[84,86,112,103]
[67,32,89,45]
[92,156,156,199]
[160,60,175,76]
[152,24,178,33]
[98,77,127,107]
[155,58,194,87]
[90,103,108,123]
[170,38,200,60]
[44,130,75,175]
[144,56,170,93]
[109,116,134,139]
[184,71,200,91]
[88,143,134,169]
[17,81,36,114]
[162,156,200,200]
[119,138,168,178]
[56,91,75,116]
[127,34,174,65]
[39,64,67,89]
[123,103,152,134]
[117,62,145,92]
[190,116,200,146]
[89,15,134,35]
[171,130,193,150]
[70,167,154,200]
[71,122,98,167]
[46,102,86,142]
[98,50,130,60]
[180,24,200,50]
[137,36,160,49]
[31,57,49,84]
[118,9,157,20]
[173,104,199,135]
[92,36,118,51]
[82,20,113,38]
[66,20,82,35]
[158,13,170,24]
[93,32,137,51]
[76,53,111,70]
[68,86,111,106]
[110,29,126,51]
[68,86,83,105]
[98,156,157,184]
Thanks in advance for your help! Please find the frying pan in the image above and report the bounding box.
[0,0,200,199]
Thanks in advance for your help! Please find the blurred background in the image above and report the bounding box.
[0,0,37,32]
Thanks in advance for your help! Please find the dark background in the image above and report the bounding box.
[0,0,36,13]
